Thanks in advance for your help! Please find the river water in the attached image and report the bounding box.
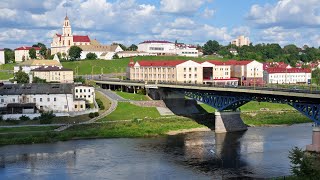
[0,123,313,179]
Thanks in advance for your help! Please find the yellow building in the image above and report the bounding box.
[31,66,74,83]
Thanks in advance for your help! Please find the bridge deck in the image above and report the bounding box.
[94,80,320,99]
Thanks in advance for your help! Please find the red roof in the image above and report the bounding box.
[56,33,61,37]
[225,60,252,65]
[206,60,229,65]
[15,46,41,51]
[73,35,90,42]
[136,60,186,67]
[266,68,311,74]
[139,40,173,44]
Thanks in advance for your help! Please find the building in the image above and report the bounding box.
[51,16,123,59]
[202,61,238,86]
[31,66,74,83]
[0,49,4,64]
[0,83,88,113]
[74,85,95,104]
[229,48,238,56]
[137,40,199,57]
[117,51,156,58]
[263,68,312,84]
[14,46,41,62]
[231,35,250,47]
[226,60,264,86]
[14,59,62,74]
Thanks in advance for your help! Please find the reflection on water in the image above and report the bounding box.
[0,123,313,179]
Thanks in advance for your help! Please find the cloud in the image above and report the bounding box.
[247,0,320,28]
[160,0,207,15]
[256,26,302,45]
[203,8,215,18]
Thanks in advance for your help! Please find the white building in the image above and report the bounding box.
[14,46,41,62]
[74,85,95,104]
[117,51,156,58]
[14,59,62,74]
[264,68,312,84]
[79,42,123,60]
[231,35,250,47]
[0,84,88,113]
[137,40,199,57]
[0,49,4,64]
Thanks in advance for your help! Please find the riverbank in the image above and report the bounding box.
[0,117,205,145]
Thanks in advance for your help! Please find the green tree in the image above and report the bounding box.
[86,52,97,60]
[74,76,86,84]
[33,43,47,58]
[32,76,46,83]
[113,53,119,59]
[128,44,138,51]
[312,68,320,85]
[29,48,37,59]
[13,68,29,83]
[4,48,15,63]
[203,40,220,55]
[68,46,82,61]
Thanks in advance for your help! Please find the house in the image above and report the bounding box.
[14,46,41,62]
[14,59,62,74]
[74,85,95,104]
[31,66,74,83]
[0,83,87,113]
[117,51,156,58]
[0,49,4,64]
[229,48,238,55]
[263,68,311,84]
[79,42,123,60]
[231,35,250,47]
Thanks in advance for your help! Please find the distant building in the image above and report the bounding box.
[137,40,199,57]
[231,36,250,47]
[201,61,238,86]
[0,83,88,113]
[74,85,95,104]
[51,16,123,59]
[14,59,62,74]
[117,51,156,58]
[0,49,4,64]
[31,66,74,83]
[14,46,41,62]
[264,68,311,84]
[229,48,238,55]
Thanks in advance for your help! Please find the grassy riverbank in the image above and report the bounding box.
[0,126,58,133]
[0,118,204,145]
[114,91,149,101]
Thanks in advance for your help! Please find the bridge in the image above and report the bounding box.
[95,80,320,152]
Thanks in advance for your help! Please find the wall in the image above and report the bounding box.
[33,70,74,83]
[75,86,95,103]
[176,60,203,84]
[0,50,4,64]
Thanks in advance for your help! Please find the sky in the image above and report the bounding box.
[1,0,320,49]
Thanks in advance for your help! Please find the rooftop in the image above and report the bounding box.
[0,83,74,95]
[266,67,311,74]
[31,66,72,72]
[139,40,173,44]
[15,46,41,51]
[135,60,186,67]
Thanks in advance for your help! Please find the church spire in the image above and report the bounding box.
[62,15,72,36]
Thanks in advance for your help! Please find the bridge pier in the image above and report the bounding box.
[306,127,320,152]
[215,111,247,133]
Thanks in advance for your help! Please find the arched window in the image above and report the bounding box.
[68,40,70,45]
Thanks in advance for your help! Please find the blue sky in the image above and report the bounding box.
[0,0,319,49]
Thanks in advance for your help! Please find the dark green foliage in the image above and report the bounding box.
[112,53,119,59]
[68,46,82,61]
[86,52,97,60]
[32,76,47,83]
[29,48,37,59]
[137,88,146,95]
[19,115,30,121]
[39,111,55,124]
[288,147,320,179]
[312,68,320,85]
[74,76,86,84]
[96,99,105,110]
[203,40,220,55]
[128,44,138,51]
[4,48,15,63]
[94,112,99,117]
[89,113,95,118]
[13,68,29,83]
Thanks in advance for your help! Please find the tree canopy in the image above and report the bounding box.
[13,68,29,83]
[28,48,37,59]
[128,44,138,51]
[86,52,97,60]
[68,46,82,61]
[203,40,220,55]
[4,48,15,63]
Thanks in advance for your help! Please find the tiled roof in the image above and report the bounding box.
[78,44,119,52]
[15,46,41,51]
[73,35,90,42]
[266,68,311,74]
[225,60,252,65]
[31,66,72,72]
[139,40,173,44]
[0,83,74,95]
[206,60,230,65]
[136,60,185,67]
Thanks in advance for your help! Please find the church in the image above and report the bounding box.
[50,16,123,59]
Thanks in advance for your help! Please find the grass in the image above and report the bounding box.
[0,63,15,70]
[240,101,293,111]
[95,91,112,113]
[115,91,149,101]
[61,56,229,75]
[242,111,312,126]
[101,102,161,121]
[198,103,216,113]
[0,126,58,133]
[0,71,13,80]
[0,117,204,145]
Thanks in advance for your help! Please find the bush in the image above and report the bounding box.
[96,99,105,110]
[94,112,99,117]
[19,115,31,121]
[137,88,146,95]
[89,113,95,118]
[39,111,55,124]
[86,52,97,60]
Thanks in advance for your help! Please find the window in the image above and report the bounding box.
[184,74,186,78]
[40,98,42,102]
[80,105,83,108]
[184,68,186,72]
[1,99,3,103]
[33,98,36,103]
[189,68,191,72]
[88,89,90,92]
[88,95,91,98]
[189,74,191,78]
[54,97,56,101]
[84,89,86,93]
[195,68,197,72]
[47,98,50,102]
[84,95,86,98]
[76,89,78,93]
[75,105,78,108]
[80,89,82,93]
[195,74,197,78]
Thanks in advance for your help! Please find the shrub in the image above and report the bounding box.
[89,113,95,118]
[39,111,55,124]
[86,52,97,60]
[19,115,31,121]
[96,99,105,110]
[94,112,99,117]
[137,88,146,95]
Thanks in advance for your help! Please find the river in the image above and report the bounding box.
[0,123,313,179]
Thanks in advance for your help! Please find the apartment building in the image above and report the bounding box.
[31,66,74,83]
[231,35,250,47]
[264,68,311,84]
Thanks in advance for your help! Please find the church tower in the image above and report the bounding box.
[62,15,72,36]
